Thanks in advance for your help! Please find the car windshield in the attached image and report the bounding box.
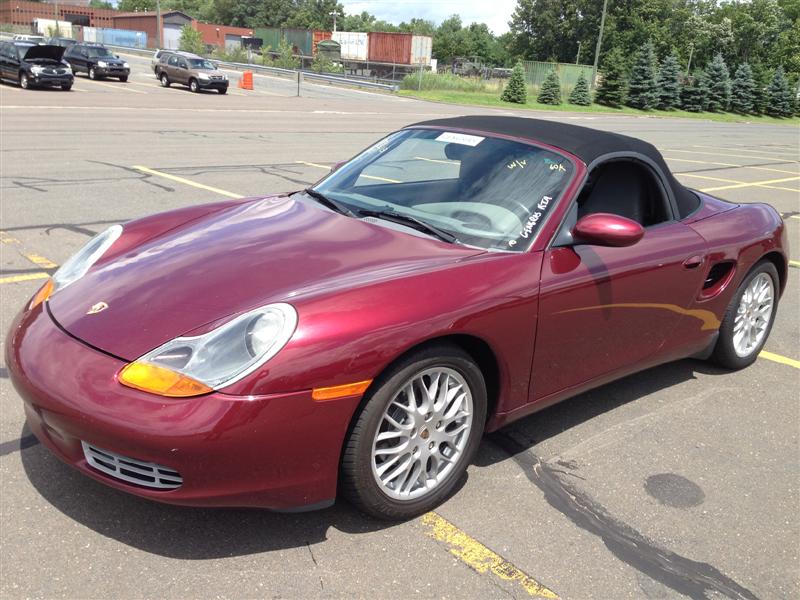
[188,59,216,70]
[85,47,113,57]
[314,128,575,251]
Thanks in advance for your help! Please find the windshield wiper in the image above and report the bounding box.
[358,208,458,244]
[300,188,358,217]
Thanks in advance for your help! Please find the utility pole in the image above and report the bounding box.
[591,0,608,90]
[330,11,338,33]
[576,41,581,65]
[686,43,694,76]
[156,0,163,49]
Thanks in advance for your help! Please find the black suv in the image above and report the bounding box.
[0,41,74,90]
[63,43,130,81]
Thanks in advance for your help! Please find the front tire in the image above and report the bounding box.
[61,84,72,91]
[19,72,29,89]
[119,75,128,82]
[710,260,779,370]
[340,344,487,520]
[189,78,199,93]
[88,67,97,80]
[218,87,227,94]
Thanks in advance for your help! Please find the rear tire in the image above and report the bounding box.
[160,73,170,87]
[340,344,487,520]
[710,260,779,370]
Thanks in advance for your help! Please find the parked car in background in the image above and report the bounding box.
[156,52,228,94]
[151,48,175,73]
[63,43,130,81]
[46,37,78,48]
[0,41,73,90]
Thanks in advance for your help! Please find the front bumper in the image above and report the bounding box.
[96,66,130,77]
[198,78,228,90]
[30,72,73,87]
[6,302,362,510]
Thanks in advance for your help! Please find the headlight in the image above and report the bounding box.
[119,303,298,397]
[198,72,210,80]
[29,225,122,309]
[97,60,107,68]
[31,65,45,74]
[123,62,129,68]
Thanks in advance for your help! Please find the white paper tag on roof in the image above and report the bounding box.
[436,132,485,146]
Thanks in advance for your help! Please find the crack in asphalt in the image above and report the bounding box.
[489,431,760,600]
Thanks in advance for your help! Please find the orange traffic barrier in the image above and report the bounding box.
[238,71,254,90]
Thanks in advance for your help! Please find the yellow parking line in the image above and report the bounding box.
[362,174,402,183]
[421,512,558,598]
[699,176,800,193]
[414,156,460,165]
[666,148,800,164]
[788,259,800,268]
[0,272,50,284]
[0,231,21,244]
[679,172,800,193]
[296,160,330,170]
[690,144,800,160]
[22,253,58,269]
[666,156,799,176]
[132,166,244,199]
[760,351,800,369]
[81,79,146,94]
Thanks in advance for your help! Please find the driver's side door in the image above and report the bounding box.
[531,165,709,402]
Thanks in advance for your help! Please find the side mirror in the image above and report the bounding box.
[572,213,644,247]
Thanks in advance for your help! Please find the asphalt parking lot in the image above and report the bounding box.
[1,51,798,600]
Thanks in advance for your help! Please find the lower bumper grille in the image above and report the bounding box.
[81,441,182,490]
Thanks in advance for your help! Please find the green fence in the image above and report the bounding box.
[522,61,594,94]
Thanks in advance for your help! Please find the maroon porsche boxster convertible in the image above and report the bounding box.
[7,117,788,519]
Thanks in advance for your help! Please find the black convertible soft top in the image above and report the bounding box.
[411,115,700,218]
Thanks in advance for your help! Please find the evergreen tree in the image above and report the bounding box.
[501,62,528,104]
[626,41,658,110]
[596,47,627,107]
[766,66,793,117]
[537,69,562,105]
[731,63,756,114]
[568,72,592,105]
[680,71,707,112]
[705,53,731,112]
[656,54,681,110]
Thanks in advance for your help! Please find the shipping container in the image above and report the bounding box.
[332,31,368,61]
[83,26,97,43]
[282,27,312,57]
[368,31,413,65]
[224,34,241,51]
[34,18,72,37]
[96,27,148,48]
[411,35,432,66]
[312,30,331,55]
[254,27,281,52]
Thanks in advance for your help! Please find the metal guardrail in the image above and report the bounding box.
[104,44,399,92]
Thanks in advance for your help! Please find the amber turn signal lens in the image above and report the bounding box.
[118,362,213,397]
[312,379,372,401]
[29,278,55,310]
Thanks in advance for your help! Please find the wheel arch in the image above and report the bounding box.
[761,251,787,294]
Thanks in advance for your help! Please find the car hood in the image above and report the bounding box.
[23,45,66,62]
[48,195,484,360]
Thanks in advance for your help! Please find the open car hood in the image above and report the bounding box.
[47,195,484,360]
[23,44,66,61]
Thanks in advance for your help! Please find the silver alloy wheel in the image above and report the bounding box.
[160,73,169,87]
[190,79,198,92]
[89,67,96,80]
[20,73,28,89]
[733,272,774,357]
[371,367,473,500]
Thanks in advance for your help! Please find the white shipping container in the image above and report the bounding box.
[83,27,97,43]
[332,31,368,61]
[411,35,432,66]
[35,18,72,38]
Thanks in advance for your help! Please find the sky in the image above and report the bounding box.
[340,0,518,35]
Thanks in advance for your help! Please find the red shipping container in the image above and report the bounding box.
[312,30,332,55]
[367,31,413,65]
